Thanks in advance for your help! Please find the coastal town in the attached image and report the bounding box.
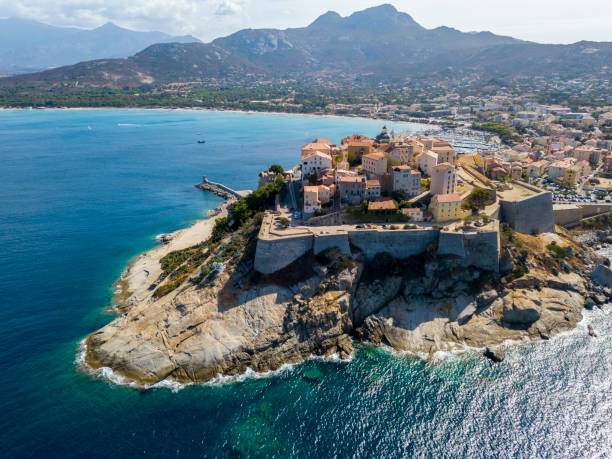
[81,103,612,391]
[249,102,612,275]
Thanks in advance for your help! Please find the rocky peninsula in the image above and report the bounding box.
[83,203,612,387]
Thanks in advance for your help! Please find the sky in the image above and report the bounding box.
[1,0,611,44]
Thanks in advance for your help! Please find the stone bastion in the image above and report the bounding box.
[254,213,501,274]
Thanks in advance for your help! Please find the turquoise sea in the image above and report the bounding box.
[0,109,610,458]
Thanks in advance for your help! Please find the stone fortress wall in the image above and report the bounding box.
[254,217,501,274]
[499,188,555,234]
[348,228,438,260]
[553,203,612,227]
[438,227,501,272]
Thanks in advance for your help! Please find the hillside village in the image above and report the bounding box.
[252,118,612,275]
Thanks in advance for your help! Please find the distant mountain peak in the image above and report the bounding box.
[346,3,422,29]
[309,10,342,27]
[94,22,123,31]
[361,3,398,13]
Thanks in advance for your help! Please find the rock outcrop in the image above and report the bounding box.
[87,250,358,386]
[84,223,608,387]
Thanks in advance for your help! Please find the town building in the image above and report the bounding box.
[303,184,335,214]
[303,186,321,214]
[562,166,579,188]
[338,176,366,205]
[347,141,373,160]
[313,138,336,148]
[430,163,457,195]
[510,164,523,180]
[416,150,438,177]
[365,180,381,200]
[342,135,375,160]
[301,142,332,157]
[362,152,388,178]
[429,193,465,222]
[375,126,391,144]
[368,198,398,214]
[548,158,576,180]
[605,154,612,175]
[387,145,413,165]
[258,170,278,188]
[573,145,595,163]
[526,161,548,178]
[301,151,332,180]
[431,145,456,166]
[575,160,592,178]
[391,165,421,197]
[401,207,430,222]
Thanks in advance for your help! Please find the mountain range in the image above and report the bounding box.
[1,4,611,88]
[0,18,200,74]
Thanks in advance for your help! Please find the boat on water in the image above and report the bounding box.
[197,139,206,144]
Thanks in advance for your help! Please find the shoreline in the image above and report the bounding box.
[0,105,455,128]
[112,200,229,311]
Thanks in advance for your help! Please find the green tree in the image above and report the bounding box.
[467,188,494,210]
[269,164,284,174]
[347,153,361,168]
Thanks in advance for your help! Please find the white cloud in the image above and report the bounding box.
[215,0,242,16]
[0,0,611,43]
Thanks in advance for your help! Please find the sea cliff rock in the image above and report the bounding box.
[84,222,607,387]
[87,261,357,385]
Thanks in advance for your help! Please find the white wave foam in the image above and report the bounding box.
[76,340,350,391]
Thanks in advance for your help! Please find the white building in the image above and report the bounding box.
[301,151,332,180]
[362,152,387,178]
[416,150,438,177]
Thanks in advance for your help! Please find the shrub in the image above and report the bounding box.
[504,264,527,282]
[547,244,567,258]
[278,217,290,227]
[269,164,284,174]
[316,248,354,275]
[211,217,231,243]
[347,152,361,167]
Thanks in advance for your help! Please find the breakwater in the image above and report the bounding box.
[195,176,244,200]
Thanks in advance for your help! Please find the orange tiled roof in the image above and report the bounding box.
[435,193,461,203]
[368,199,398,211]
[363,152,385,161]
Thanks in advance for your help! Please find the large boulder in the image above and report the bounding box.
[591,264,612,288]
[484,347,505,362]
[350,276,403,324]
[501,292,541,328]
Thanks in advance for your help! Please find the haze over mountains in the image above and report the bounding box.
[0,18,200,74]
[1,4,611,87]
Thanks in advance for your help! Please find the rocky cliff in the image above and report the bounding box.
[84,221,610,387]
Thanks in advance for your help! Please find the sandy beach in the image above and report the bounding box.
[0,106,447,128]
[114,202,229,310]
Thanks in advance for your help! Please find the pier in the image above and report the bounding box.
[195,176,251,200]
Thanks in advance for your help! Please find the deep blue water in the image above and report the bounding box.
[0,109,610,458]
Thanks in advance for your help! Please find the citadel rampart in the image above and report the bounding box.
[554,203,612,227]
[348,229,438,259]
[254,214,501,274]
[499,189,554,234]
[438,224,500,272]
